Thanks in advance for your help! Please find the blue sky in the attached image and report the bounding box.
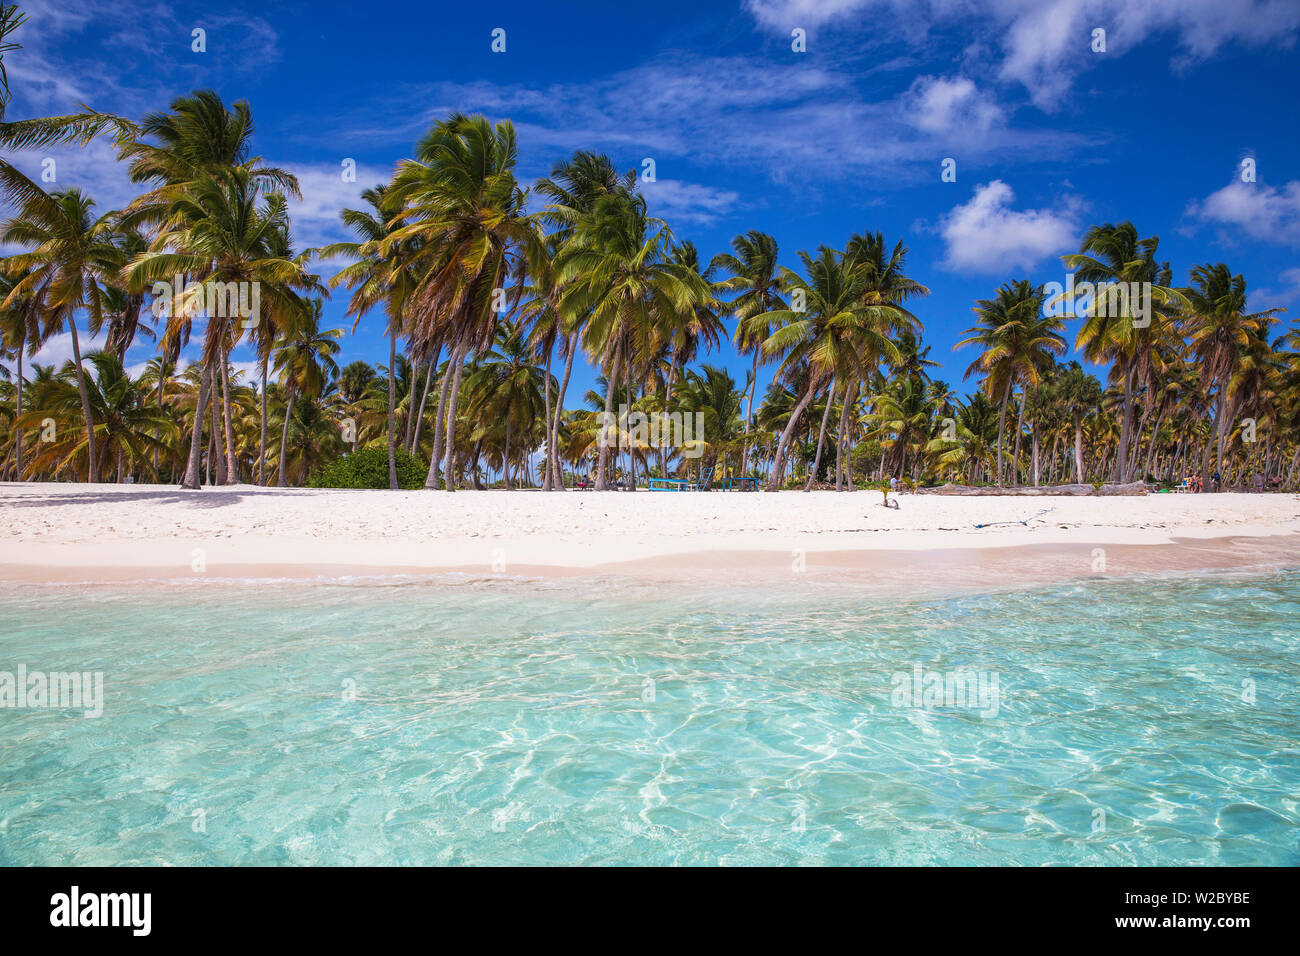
[5,0,1300,402]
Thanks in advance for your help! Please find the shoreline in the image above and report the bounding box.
[3,482,1299,589]
[2,481,1300,587]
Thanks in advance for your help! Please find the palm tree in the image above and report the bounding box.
[555,190,709,490]
[1,187,124,480]
[385,112,534,491]
[117,89,300,232]
[127,172,311,487]
[15,351,176,481]
[675,364,744,478]
[1062,222,1185,482]
[272,299,341,486]
[956,280,1065,486]
[464,320,550,487]
[755,246,904,491]
[320,185,415,490]
[1054,361,1103,483]
[533,151,637,490]
[1182,263,1284,477]
[834,231,928,488]
[0,264,44,478]
[711,230,786,475]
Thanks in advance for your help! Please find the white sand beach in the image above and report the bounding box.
[2,482,1299,585]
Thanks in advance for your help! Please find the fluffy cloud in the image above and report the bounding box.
[639,179,742,226]
[743,0,1300,109]
[938,180,1081,274]
[1186,179,1300,246]
[743,0,878,31]
[904,75,1003,135]
[281,161,393,255]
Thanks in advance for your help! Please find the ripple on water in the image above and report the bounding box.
[0,569,1297,865]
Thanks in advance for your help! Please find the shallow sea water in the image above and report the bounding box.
[1,569,1297,865]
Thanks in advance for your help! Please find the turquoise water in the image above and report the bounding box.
[1,571,1297,865]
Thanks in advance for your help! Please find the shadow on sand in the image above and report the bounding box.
[0,484,317,511]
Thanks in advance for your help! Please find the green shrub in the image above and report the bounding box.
[308,446,427,490]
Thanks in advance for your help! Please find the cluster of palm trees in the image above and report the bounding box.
[1,66,1297,491]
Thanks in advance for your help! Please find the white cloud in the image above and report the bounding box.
[938,180,1081,274]
[743,0,1300,109]
[639,179,742,226]
[1186,179,1300,246]
[25,330,109,369]
[904,75,1003,135]
[743,0,877,31]
[281,161,392,254]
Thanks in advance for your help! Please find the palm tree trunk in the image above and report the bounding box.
[220,350,237,483]
[625,357,636,492]
[441,347,468,492]
[211,397,227,484]
[258,355,268,485]
[503,416,513,490]
[1116,363,1135,482]
[995,377,1012,486]
[426,342,459,489]
[402,362,419,452]
[67,318,97,481]
[277,393,294,487]
[1073,414,1084,483]
[742,349,759,475]
[1144,409,1164,482]
[541,349,554,491]
[387,317,397,490]
[767,377,818,492]
[835,386,852,491]
[594,341,622,491]
[1012,388,1026,486]
[1031,421,1040,486]
[181,365,210,489]
[550,334,577,490]
[805,380,835,492]
[410,353,437,453]
[14,347,22,479]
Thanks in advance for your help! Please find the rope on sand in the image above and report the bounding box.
[974,507,1054,529]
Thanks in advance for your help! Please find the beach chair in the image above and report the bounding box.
[693,462,715,491]
[648,477,687,491]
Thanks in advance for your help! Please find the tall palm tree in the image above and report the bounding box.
[555,190,709,490]
[1054,361,1103,483]
[464,319,550,488]
[834,231,928,488]
[533,151,637,490]
[127,172,310,487]
[956,280,1065,486]
[711,230,786,475]
[2,187,123,480]
[1062,222,1185,482]
[1183,263,1284,477]
[755,246,904,491]
[385,112,534,491]
[0,264,44,478]
[320,185,415,490]
[272,298,341,486]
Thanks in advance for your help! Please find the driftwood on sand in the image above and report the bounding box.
[923,481,1148,497]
